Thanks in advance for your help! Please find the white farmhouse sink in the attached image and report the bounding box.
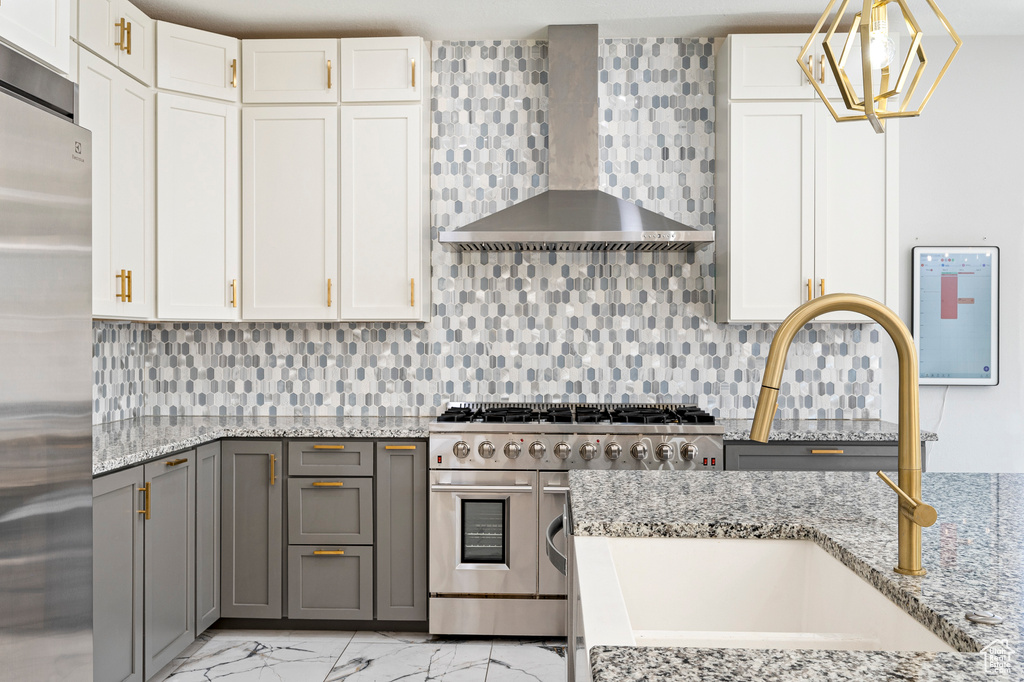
[574,537,955,652]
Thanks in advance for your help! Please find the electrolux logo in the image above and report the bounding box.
[72,140,86,163]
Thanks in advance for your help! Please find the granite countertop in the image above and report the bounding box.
[720,418,938,442]
[571,469,1023,681]
[93,415,432,476]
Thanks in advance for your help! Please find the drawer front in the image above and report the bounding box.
[287,440,374,476]
[287,546,373,620]
[725,442,900,472]
[287,477,373,544]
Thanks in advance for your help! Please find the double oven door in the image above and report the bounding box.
[429,469,569,598]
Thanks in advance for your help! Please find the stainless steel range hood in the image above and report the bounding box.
[439,24,714,253]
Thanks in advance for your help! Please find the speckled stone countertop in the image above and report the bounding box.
[572,470,1024,681]
[93,416,431,476]
[719,418,938,442]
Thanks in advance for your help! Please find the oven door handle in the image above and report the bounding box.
[430,484,534,493]
[545,513,567,576]
[542,486,570,493]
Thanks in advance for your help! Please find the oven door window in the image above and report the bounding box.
[460,498,506,564]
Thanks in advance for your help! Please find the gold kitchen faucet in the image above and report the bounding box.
[749,293,936,576]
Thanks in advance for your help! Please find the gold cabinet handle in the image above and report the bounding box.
[125,20,132,55]
[313,550,345,556]
[877,471,937,528]
[230,58,238,88]
[311,481,345,487]
[126,270,133,303]
[327,278,333,307]
[114,18,126,51]
[820,278,826,296]
[385,445,416,450]
[116,270,127,301]
[411,58,416,87]
[804,55,813,84]
[410,278,415,307]
[138,482,151,520]
[811,449,844,454]
[269,453,276,486]
[164,458,188,467]
[231,279,238,308]
[819,55,825,84]
[807,278,813,301]
[327,59,332,89]
[312,444,345,450]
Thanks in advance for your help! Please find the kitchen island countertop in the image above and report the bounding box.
[571,469,1023,681]
[93,415,431,476]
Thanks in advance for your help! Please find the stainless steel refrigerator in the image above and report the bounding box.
[0,44,93,680]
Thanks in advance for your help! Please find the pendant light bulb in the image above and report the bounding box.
[868,4,897,69]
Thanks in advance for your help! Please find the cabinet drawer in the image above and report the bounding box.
[287,477,373,545]
[288,440,373,476]
[725,442,903,472]
[287,546,372,620]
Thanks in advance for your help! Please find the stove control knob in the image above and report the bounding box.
[605,443,622,460]
[681,443,698,461]
[529,441,546,459]
[479,441,495,459]
[631,443,649,461]
[453,441,470,459]
[655,444,673,461]
[553,442,572,460]
[579,443,598,460]
[504,442,521,459]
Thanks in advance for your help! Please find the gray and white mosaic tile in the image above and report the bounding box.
[93,38,884,425]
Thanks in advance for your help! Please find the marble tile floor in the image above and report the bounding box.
[148,630,567,682]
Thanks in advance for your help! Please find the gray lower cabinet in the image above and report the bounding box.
[143,452,196,676]
[724,441,927,471]
[287,477,373,545]
[93,467,145,682]
[195,443,221,633]
[375,442,427,621]
[221,440,283,619]
[287,546,374,619]
[288,439,374,476]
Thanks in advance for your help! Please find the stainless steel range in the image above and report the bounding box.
[428,402,724,636]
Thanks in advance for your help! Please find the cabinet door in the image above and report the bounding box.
[287,546,373,620]
[77,0,119,65]
[287,477,373,545]
[729,34,816,100]
[93,467,144,682]
[340,37,422,103]
[814,108,897,322]
[221,440,283,619]
[157,93,241,321]
[117,0,154,85]
[241,38,338,104]
[0,0,71,73]
[375,442,427,621]
[195,443,221,634]
[721,101,815,322]
[340,105,425,321]
[242,106,338,320]
[143,452,195,678]
[156,21,239,102]
[111,57,155,319]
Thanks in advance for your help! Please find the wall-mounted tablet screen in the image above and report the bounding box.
[912,246,999,385]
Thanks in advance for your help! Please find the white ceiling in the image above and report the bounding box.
[131,0,1024,40]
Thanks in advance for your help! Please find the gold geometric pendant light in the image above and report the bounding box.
[798,0,962,133]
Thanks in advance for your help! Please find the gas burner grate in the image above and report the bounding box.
[479,407,538,424]
[436,407,480,423]
[539,407,574,424]
[574,407,611,424]
[609,408,682,425]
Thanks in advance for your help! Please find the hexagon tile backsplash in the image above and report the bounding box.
[92,38,884,424]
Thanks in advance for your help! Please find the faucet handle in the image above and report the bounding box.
[876,471,937,527]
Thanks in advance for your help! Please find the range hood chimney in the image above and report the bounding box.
[439,25,714,253]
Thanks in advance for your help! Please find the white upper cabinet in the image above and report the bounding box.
[79,47,155,319]
[77,0,155,85]
[0,0,71,73]
[242,106,338,320]
[728,33,867,102]
[157,93,240,321]
[156,22,239,102]
[339,37,424,103]
[241,39,338,104]
[340,105,427,321]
